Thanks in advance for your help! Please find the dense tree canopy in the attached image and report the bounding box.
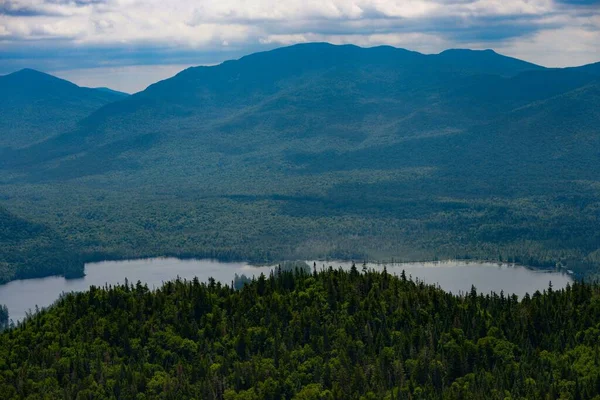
[0,207,83,284]
[1,267,600,399]
[0,304,8,331]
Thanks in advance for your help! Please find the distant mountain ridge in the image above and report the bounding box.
[434,48,543,75]
[92,87,130,97]
[7,43,596,173]
[0,69,127,148]
[1,42,599,282]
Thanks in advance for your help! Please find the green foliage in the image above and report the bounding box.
[0,304,8,330]
[1,268,600,399]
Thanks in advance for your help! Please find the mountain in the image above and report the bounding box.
[0,69,126,148]
[0,207,83,284]
[7,43,597,181]
[568,61,600,77]
[0,43,599,281]
[93,86,130,97]
[434,48,543,76]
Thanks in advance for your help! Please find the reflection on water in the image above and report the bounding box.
[0,258,572,322]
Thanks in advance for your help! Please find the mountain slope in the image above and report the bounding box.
[460,81,600,178]
[0,69,127,148]
[568,61,600,77]
[292,79,600,177]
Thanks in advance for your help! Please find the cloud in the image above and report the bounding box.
[0,0,97,17]
[1,0,598,90]
[554,0,600,5]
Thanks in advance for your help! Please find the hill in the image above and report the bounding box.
[0,69,127,148]
[1,268,599,399]
[0,43,599,280]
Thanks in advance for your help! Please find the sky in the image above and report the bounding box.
[1,0,599,93]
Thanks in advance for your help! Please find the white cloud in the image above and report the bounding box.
[497,26,600,67]
[1,0,599,90]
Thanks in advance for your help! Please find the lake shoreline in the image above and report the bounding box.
[0,257,573,324]
[3,253,577,287]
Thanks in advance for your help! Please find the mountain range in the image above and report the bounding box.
[3,44,598,180]
[0,43,599,282]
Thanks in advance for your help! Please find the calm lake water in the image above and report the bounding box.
[0,258,572,323]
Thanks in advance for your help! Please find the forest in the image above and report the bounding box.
[1,267,600,399]
[0,206,84,284]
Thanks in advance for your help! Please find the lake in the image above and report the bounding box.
[0,258,572,323]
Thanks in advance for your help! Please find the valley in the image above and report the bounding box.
[0,23,600,398]
[0,43,599,287]
[2,0,600,394]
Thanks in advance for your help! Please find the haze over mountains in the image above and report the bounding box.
[0,43,599,282]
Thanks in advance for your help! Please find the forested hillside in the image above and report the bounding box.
[0,43,599,282]
[0,207,83,284]
[1,268,600,399]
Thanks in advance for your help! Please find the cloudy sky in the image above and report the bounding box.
[1,0,599,93]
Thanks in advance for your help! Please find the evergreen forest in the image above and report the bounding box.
[1,267,600,399]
